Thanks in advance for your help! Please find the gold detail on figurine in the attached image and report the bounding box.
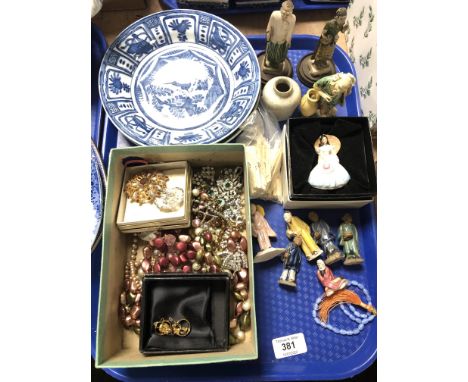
[125,171,169,205]
[153,317,191,337]
[313,134,341,154]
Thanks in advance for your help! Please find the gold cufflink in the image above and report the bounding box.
[153,317,191,337]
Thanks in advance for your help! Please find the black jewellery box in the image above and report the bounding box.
[282,117,377,208]
[140,273,230,356]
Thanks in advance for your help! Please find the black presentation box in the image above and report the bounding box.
[282,117,377,208]
[140,273,230,356]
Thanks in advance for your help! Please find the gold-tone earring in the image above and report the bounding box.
[172,318,191,337]
[154,318,173,336]
[153,317,191,337]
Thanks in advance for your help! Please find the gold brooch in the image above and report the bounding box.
[125,171,169,205]
[153,317,191,337]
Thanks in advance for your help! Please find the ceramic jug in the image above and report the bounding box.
[300,88,320,117]
[261,77,301,121]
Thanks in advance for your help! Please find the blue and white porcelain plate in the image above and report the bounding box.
[99,10,261,145]
[91,140,106,251]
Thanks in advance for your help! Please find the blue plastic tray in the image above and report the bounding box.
[161,0,349,15]
[92,34,376,381]
[91,23,107,147]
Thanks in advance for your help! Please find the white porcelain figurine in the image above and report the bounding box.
[308,134,350,190]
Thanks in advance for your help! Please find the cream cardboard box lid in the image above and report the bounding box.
[96,144,258,368]
[117,161,192,233]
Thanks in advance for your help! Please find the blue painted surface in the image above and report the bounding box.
[161,0,349,15]
[92,34,375,381]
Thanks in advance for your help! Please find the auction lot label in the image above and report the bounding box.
[272,333,307,359]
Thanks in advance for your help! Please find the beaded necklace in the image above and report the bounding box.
[312,280,375,336]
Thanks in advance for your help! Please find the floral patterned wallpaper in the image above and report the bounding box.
[345,0,377,130]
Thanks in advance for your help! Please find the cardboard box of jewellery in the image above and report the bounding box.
[95,144,258,368]
[281,117,377,209]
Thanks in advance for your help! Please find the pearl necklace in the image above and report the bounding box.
[120,233,143,334]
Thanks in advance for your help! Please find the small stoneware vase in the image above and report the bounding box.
[261,76,301,121]
[300,88,320,117]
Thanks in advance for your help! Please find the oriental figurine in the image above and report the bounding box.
[312,73,356,117]
[251,204,285,263]
[315,258,376,325]
[308,211,344,265]
[308,134,350,190]
[283,211,323,261]
[278,234,303,288]
[316,259,348,297]
[338,213,364,266]
[297,8,349,87]
[257,0,296,85]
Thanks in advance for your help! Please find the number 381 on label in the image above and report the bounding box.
[272,333,307,359]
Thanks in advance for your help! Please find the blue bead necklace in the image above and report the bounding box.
[312,280,375,336]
